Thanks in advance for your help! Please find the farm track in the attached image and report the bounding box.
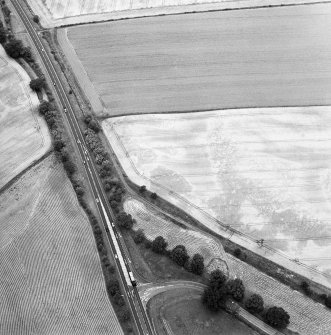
[0,156,123,335]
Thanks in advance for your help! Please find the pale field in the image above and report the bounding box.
[28,0,331,27]
[104,107,331,276]
[126,197,331,335]
[0,46,51,190]
[65,4,331,117]
[0,155,123,335]
[124,198,230,274]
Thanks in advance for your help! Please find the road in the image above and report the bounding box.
[10,1,154,334]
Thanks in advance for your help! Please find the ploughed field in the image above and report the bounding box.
[103,107,331,276]
[66,4,331,116]
[0,46,50,189]
[0,156,123,335]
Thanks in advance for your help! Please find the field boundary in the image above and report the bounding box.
[30,0,331,28]
[99,104,331,119]
[0,151,52,196]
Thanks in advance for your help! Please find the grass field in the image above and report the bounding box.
[0,155,123,335]
[148,288,257,335]
[104,107,331,276]
[0,45,50,190]
[66,4,331,116]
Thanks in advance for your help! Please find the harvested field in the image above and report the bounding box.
[29,0,331,27]
[64,4,331,116]
[0,155,123,335]
[124,198,229,274]
[104,107,331,277]
[0,45,50,190]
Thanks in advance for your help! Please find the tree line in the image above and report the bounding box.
[202,269,290,330]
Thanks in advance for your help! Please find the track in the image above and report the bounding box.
[10,1,154,334]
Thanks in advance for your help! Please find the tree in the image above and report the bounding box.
[88,119,101,132]
[152,236,167,254]
[60,148,69,163]
[63,160,76,175]
[226,278,245,302]
[54,139,65,152]
[21,46,33,62]
[245,294,264,314]
[151,192,157,200]
[0,26,7,44]
[139,185,146,193]
[38,100,51,115]
[202,283,228,312]
[190,253,204,275]
[4,39,24,58]
[101,160,112,171]
[209,269,227,289]
[117,212,134,230]
[113,292,125,306]
[29,77,45,92]
[84,115,92,124]
[325,295,331,308]
[234,248,242,258]
[265,307,290,330]
[301,281,311,296]
[171,245,189,267]
[107,279,120,296]
[133,229,145,244]
[144,239,152,249]
[32,15,40,23]
[118,308,131,322]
